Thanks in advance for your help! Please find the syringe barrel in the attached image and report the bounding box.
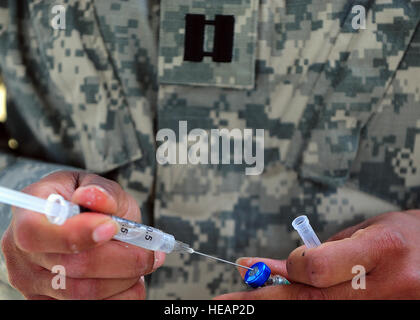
[111,216,176,253]
[292,215,321,249]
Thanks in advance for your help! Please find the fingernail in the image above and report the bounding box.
[75,185,113,211]
[92,220,118,243]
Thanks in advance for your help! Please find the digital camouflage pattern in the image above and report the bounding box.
[0,0,419,299]
[159,0,259,89]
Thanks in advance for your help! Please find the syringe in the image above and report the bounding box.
[0,186,252,270]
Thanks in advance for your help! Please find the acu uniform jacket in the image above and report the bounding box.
[0,0,419,299]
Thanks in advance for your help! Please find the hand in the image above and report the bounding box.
[1,171,165,300]
[215,211,420,299]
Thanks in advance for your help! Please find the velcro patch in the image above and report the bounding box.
[158,0,259,89]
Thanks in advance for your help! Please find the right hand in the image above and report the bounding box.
[1,171,165,300]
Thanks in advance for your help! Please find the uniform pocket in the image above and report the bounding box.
[350,21,420,208]
[286,0,420,187]
[25,0,144,173]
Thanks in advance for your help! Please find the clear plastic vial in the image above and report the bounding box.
[292,215,321,248]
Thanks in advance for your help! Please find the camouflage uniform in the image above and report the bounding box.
[0,0,419,299]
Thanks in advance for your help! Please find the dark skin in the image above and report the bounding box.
[1,171,165,300]
[215,211,420,299]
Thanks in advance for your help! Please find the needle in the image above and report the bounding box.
[193,250,253,271]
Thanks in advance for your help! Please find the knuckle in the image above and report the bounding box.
[109,179,123,194]
[66,279,99,300]
[306,253,330,288]
[375,226,407,254]
[65,231,89,254]
[351,227,368,238]
[61,252,92,278]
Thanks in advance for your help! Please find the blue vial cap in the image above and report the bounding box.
[244,262,271,288]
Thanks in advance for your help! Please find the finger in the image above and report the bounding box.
[22,171,82,201]
[2,230,46,295]
[326,219,373,241]
[71,175,141,222]
[34,269,140,300]
[235,257,289,279]
[214,278,375,300]
[4,224,158,299]
[12,172,120,253]
[105,279,146,300]
[23,171,141,221]
[286,224,407,288]
[28,241,166,278]
[12,210,119,253]
[214,282,311,300]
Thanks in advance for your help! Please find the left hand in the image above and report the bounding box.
[215,211,420,300]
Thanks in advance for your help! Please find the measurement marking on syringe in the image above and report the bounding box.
[145,226,153,241]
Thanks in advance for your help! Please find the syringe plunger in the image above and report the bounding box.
[0,186,80,225]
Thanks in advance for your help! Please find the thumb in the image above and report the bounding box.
[71,174,141,222]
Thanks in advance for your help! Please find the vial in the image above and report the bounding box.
[244,262,290,288]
